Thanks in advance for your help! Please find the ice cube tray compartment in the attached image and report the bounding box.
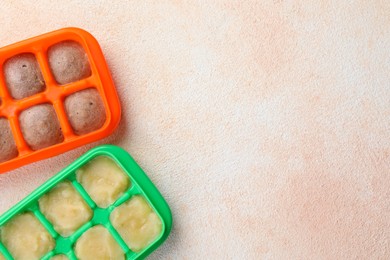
[0,145,172,260]
[0,28,121,174]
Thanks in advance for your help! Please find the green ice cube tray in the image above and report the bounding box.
[0,145,172,259]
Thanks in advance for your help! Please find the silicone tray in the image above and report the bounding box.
[0,28,121,174]
[0,145,172,259]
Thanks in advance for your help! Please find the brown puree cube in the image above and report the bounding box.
[48,41,91,85]
[64,88,106,135]
[0,118,18,163]
[19,104,63,151]
[3,53,45,100]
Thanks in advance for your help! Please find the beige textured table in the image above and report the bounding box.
[0,1,389,259]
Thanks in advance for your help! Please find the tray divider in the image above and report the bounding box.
[71,180,96,209]
[33,209,59,238]
[35,48,57,87]
[8,115,31,155]
[105,221,133,257]
[0,241,14,260]
[52,100,76,141]
[62,76,97,95]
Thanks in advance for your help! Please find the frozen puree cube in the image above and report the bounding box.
[19,104,63,150]
[39,181,92,237]
[74,225,124,260]
[3,53,45,99]
[50,255,68,260]
[0,212,55,260]
[110,196,162,252]
[64,88,106,135]
[76,156,130,208]
[48,41,91,85]
[0,118,18,163]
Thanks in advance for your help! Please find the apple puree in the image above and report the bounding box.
[0,212,55,260]
[39,181,92,237]
[74,225,124,260]
[76,156,130,208]
[110,196,162,252]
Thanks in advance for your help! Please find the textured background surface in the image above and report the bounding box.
[0,1,390,259]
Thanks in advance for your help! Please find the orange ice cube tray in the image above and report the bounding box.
[0,28,121,174]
